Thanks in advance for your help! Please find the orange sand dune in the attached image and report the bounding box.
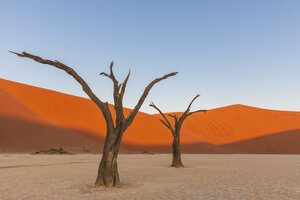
[166,105,300,146]
[0,78,215,153]
[0,78,299,154]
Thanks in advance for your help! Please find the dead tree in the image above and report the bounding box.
[10,51,178,186]
[150,94,206,168]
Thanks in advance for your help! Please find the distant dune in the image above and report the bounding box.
[0,78,299,154]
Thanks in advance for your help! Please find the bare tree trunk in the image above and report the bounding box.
[171,134,184,168]
[95,149,120,187]
[95,129,123,187]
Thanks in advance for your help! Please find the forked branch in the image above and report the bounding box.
[169,114,179,122]
[150,102,174,133]
[187,109,207,116]
[124,72,178,128]
[181,94,200,117]
[99,64,132,125]
[179,94,206,123]
[100,61,121,93]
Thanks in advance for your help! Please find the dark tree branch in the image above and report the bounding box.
[150,102,174,133]
[109,61,118,84]
[99,61,121,92]
[181,94,200,118]
[182,109,207,122]
[120,70,131,100]
[9,51,114,129]
[99,61,126,126]
[124,72,178,128]
[187,109,207,116]
[168,114,179,125]
[99,72,111,79]
[178,94,206,126]
[159,119,170,128]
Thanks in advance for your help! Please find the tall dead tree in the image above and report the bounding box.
[150,94,206,168]
[10,51,178,186]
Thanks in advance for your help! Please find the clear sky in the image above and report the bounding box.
[1,0,300,113]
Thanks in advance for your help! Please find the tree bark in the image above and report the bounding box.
[171,134,184,168]
[95,148,120,187]
[95,128,124,187]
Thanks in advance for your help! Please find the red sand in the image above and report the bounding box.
[1,78,300,153]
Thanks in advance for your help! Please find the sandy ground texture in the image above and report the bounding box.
[0,154,299,200]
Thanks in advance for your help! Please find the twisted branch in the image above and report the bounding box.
[150,102,174,134]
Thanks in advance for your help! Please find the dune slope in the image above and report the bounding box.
[0,78,220,153]
[165,105,300,153]
[0,78,299,153]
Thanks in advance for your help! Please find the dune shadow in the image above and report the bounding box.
[0,114,229,154]
[2,114,299,154]
[219,129,300,154]
[0,114,104,153]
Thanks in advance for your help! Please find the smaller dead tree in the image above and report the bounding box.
[150,94,206,168]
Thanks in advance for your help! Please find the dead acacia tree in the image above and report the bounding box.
[10,51,178,187]
[150,94,206,168]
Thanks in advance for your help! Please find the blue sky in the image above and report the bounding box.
[1,0,300,113]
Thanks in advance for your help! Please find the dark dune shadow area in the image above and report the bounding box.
[0,114,226,154]
[0,115,104,153]
[219,129,300,154]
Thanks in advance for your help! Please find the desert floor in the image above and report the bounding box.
[0,154,299,200]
